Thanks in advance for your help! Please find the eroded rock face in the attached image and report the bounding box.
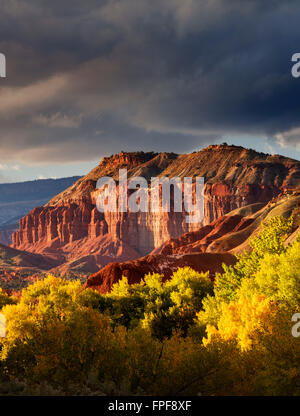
[12,201,95,249]
[151,215,255,255]
[12,145,300,266]
[12,200,190,255]
[84,191,300,293]
[203,182,278,223]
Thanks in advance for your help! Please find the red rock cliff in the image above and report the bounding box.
[12,145,300,264]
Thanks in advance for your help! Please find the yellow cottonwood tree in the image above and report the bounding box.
[203,294,276,351]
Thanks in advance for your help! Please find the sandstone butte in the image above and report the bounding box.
[10,144,300,291]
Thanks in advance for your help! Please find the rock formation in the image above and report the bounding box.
[11,145,300,274]
[85,191,300,293]
[0,176,81,246]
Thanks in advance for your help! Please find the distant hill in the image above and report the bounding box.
[0,176,81,245]
[0,242,58,270]
[0,243,62,292]
[0,177,81,205]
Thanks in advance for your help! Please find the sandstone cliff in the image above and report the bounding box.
[0,176,81,246]
[11,145,300,273]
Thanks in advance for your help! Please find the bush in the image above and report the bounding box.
[0,216,299,395]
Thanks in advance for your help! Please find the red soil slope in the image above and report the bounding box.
[85,252,237,294]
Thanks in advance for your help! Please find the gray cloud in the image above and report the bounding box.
[0,0,300,164]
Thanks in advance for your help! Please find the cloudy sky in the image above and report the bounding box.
[0,0,300,182]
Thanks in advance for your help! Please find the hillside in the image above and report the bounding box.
[10,144,300,276]
[85,190,300,293]
[0,243,58,271]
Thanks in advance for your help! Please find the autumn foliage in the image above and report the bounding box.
[0,216,299,395]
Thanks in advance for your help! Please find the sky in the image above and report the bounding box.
[0,0,300,183]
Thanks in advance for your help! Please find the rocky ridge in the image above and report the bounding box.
[11,145,300,274]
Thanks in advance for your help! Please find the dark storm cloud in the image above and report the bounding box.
[0,0,300,163]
